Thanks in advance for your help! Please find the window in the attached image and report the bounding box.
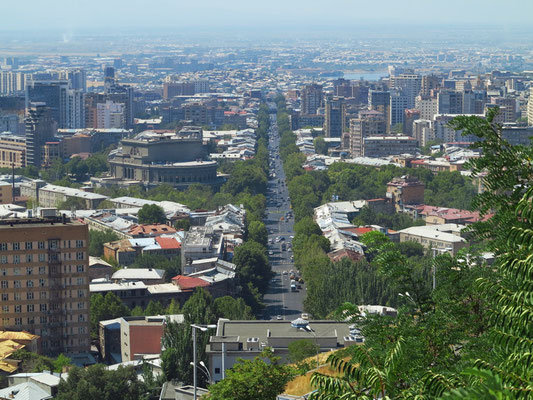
[40,292,47,299]
[2,305,8,313]
[14,317,22,326]
[77,277,84,285]
[77,265,84,272]
[13,255,20,264]
[79,326,85,334]
[78,314,85,322]
[40,304,47,312]
[38,254,45,262]
[215,368,221,374]
[39,279,45,287]
[1,280,7,289]
[27,292,34,300]
[14,293,20,301]
[78,290,84,298]
[12,242,20,251]
[26,267,33,275]
[78,302,84,310]
[39,266,46,274]
[76,252,84,260]
[0,256,6,264]
[38,241,45,249]
[26,254,33,263]
[76,240,84,248]
[27,304,34,312]
[27,280,34,288]
[25,242,32,250]
[2,318,9,325]
[14,305,21,313]
[49,240,59,249]
[13,280,20,288]
[13,268,19,276]
[0,243,6,251]
[0,269,5,276]
[40,316,47,324]
[1,293,8,301]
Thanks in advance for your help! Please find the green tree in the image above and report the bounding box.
[288,339,319,364]
[132,253,181,281]
[174,218,191,231]
[56,364,146,400]
[313,136,328,155]
[247,220,268,247]
[144,300,166,316]
[233,240,272,294]
[90,292,130,338]
[206,349,294,400]
[58,196,86,210]
[138,204,167,224]
[214,296,255,320]
[88,229,119,257]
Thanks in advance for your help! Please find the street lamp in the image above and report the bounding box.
[191,324,217,400]
[190,361,212,384]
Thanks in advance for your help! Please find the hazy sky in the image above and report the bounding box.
[3,0,533,32]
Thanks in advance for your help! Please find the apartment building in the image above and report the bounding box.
[0,216,90,355]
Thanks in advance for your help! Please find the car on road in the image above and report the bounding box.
[276,315,283,320]
[301,313,309,320]
[282,270,288,275]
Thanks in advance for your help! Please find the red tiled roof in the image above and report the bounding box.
[129,224,176,236]
[155,236,181,249]
[328,248,365,263]
[171,275,210,290]
[353,227,373,236]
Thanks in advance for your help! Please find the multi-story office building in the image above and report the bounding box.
[96,100,125,129]
[421,75,441,96]
[389,89,410,127]
[66,69,87,92]
[324,97,346,138]
[363,135,418,158]
[348,110,386,157]
[25,80,84,129]
[390,73,421,108]
[0,71,30,95]
[0,114,20,134]
[528,88,533,126]
[0,134,26,168]
[301,84,323,115]
[403,109,420,137]
[25,103,56,167]
[415,95,438,120]
[489,97,517,123]
[413,119,433,147]
[0,216,90,356]
[368,90,391,130]
[437,90,463,114]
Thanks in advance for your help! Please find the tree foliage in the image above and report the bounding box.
[137,204,167,224]
[88,229,119,257]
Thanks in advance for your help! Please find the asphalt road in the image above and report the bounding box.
[262,111,306,321]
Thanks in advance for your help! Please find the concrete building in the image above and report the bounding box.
[386,176,425,209]
[0,134,26,168]
[421,75,441,96]
[301,84,323,115]
[398,224,467,255]
[108,127,219,189]
[181,226,224,273]
[413,119,433,147]
[324,97,346,138]
[96,100,125,129]
[348,110,386,157]
[0,216,90,355]
[415,95,438,121]
[20,180,108,209]
[207,318,353,383]
[363,136,418,158]
[403,109,420,137]
[0,114,20,134]
[120,316,166,362]
[500,124,533,146]
[368,90,391,129]
[25,103,56,167]
[527,88,533,126]
[437,90,463,115]
[389,89,411,127]
[0,182,13,205]
[390,73,421,108]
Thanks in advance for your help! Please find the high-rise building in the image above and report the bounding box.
[0,216,90,356]
[349,110,386,157]
[25,103,56,167]
[26,81,84,129]
[106,85,134,128]
[415,95,438,120]
[301,84,323,115]
[437,90,463,114]
[403,109,421,137]
[369,90,391,130]
[421,75,441,96]
[104,66,115,90]
[324,97,346,138]
[490,97,517,123]
[528,88,533,126]
[67,69,87,92]
[390,73,421,108]
[97,100,125,129]
[390,89,410,128]
[413,119,433,147]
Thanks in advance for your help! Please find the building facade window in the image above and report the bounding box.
[27,280,34,288]
[12,242,20,251]
[39,254,45,262]
[1,280,7,288]
[14,317,22,326]
[13,280,20,288]
[0,243,7,251]
[13,255,20,264]
[25,242,32,250]
[27,292,34,300]
[76,252,84,260]
[38,241,45,249]
[76,240,84,248]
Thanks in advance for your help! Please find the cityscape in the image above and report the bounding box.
[0,1,532,399]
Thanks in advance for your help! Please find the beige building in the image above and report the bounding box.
[0,135,26,168]
[398,224,467,255]
[0,182,13,205]
[0,216,90,355]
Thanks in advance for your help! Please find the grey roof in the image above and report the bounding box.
[0,382,51,400]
